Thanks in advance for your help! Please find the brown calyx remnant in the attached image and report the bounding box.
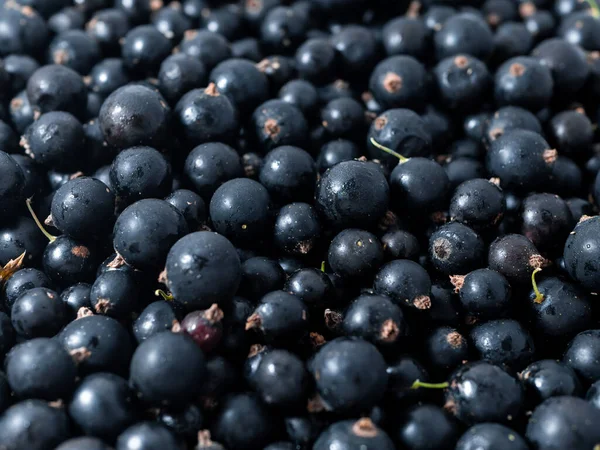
[431,211,447,224]
[413,295,431,310]
[407,0,421,17]
[94,299,112,314]
[245,313,262,330]
[543,149,557,164]
[433,238,452,261]
[76,307,94,319]
[69,347,92,364]
[447,331,465,349]
[444,398,457,414]
[70,171,84,180]
[150,0,164,12]
[72,246,90,258]
[352,418,378,438]
[380,319,400,343]
[52,49,69,65]
[197,430,215,447]
[378,210,397,231]
[44,215,54,227]
[357,156,368,162]
[158,269,167,284]
[454,55,469,69]
[11,97,23,110]
[578,215,594,224]
[246,0,262,12]
[264,119,280,138]
[307,395,326,413]
[324,309,342,329]
[310,332,326,348]
[20,136,32,158]
[374,115,387,130]
[107,253,126,268]
[529,254,550,269]
[509,63,526,77]
[450,275,465,293]
[171,320,182,333]
[488,127,504,140]
[184,29,198,40]
[489,177,501,186]
[465,315,478,325]
[383,72,403,93]
[0,251,26,285]
[519,2,536,17]
[487,13,500,26]
[204,304,224,323]
[248,343,266,358]
[296,240,314,254]
[204,83,219,96]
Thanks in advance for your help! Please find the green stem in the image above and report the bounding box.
[369,137,409,163]
[532,268,544,304]
[25,198,56,242]
[411,379,449,390]
[155,289,174,301]
[320,261,326,272]
[587,0,600,17]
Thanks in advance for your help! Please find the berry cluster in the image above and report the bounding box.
[1,0,600,449]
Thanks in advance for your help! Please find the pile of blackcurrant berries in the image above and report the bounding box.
[2,0,600,448]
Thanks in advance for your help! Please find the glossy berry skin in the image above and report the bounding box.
[314,419,395,450]
[90,270,139,319]
[521,360,582,407]
[381,230,420,261]
[434,13,494,61]
[239,257,285,301]
[470,319,535,371]
[184,142,243,202]
[295,38,337,85]
[367,109,432,168]
[209,58,269,115]
[528,277,593,340]
[563,216,600,293]
[157,53,206,104]
[0,400,70,450]
[5,338,76,401]
[179,29,231,72]
[176,88,238,151]
[116,422,180,450]
[253,349,309,408]
[449,179,505,231]
[122,25,172,75]
[260,146,316,204]
[381,17,428,60]
[247,291,308,343]
[374,259,432,310]
[328,229,383,280]
[342,294,407,347]
[494,56,554,111]
[130,332,206,407]
[58,315,133,375]
[113,199,188,271]
[309,338,388,414]
[88,58,130,98]
[445,362,523,426]
[4,55,39,97]
[489,234,544,285]
[165,231,241,309]
[110,146,172,205]
[250,100,308,152]
[429,222,485,275]
[211,393,279,450]
[484,106,542,145]
[526,396,600,450]
[369,55,427,111]
[285,268,333,309]
[394,404,460,450]
[180,305,224,353]
[3,268,52,310]
[316,139,360,173]
[49,30,101,75]
[315,160,389,230]
[274,202,321,256]
[458,268,511,320]
[69,372,137,442]
[521,193,573,254]
[563,330,600,383]
[157,402,204,440]
[133,301,179,344]
[486,130,555,193]
[532,38,589,96]
[278,79,318,117]
[60,283,91,318]
[11,287,68,339]
[21,111,84,171]
[99,85,170,150]
[165,189,206,230]
[26,64,87,119]
[0,152,24,216]
[434,55,490,112]
[456,423,528,450]
[50,177,115,240]
[42,236,98,287]
[0,217,47,266]
[56,437,112,450]
[209,178,271,247]
[390,158,450,214]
